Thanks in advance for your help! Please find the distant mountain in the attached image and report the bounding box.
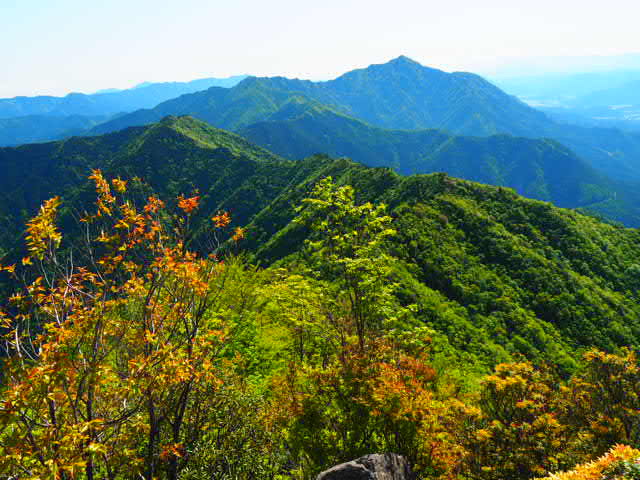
[571,80,640,108]
[0,75,248,119]
[540,104,640,132]
[492,70,640,102]
[494,71,640,131]
[91,57,640,182]
[0,114,113,146]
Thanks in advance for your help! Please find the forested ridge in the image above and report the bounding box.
[2,115,640,479]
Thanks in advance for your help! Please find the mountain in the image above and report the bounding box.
[93,56,551,136]
[540,104,640,133]
[492,70,640,102]
[244,157,640,370]
[521,78,640,132]
[239,56,553,135]
[0,116,287,256]
[571,79,640,108]
[0,114,113,147]
[2,116,640,371]
[90,57,640,183]
[493,71,640,132]
[238,98,623,216]
[0,75,248,119]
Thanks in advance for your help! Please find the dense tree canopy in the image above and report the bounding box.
[2,172,640,479]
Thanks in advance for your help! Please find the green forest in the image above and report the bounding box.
[2,116,640,479]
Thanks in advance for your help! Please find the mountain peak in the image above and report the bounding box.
[371,55,443,75]
[389,55,420,65]
[155,115,204,132]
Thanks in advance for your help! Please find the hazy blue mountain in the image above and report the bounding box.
[0,114,114,146]
[570,80,640,108]
[509,75,640,132]
[0,75,248,119]
[492,69,640,131]
[540,104,640,132]
[492,70,640,102]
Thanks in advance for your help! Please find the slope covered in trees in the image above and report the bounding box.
[238,100,636,223]
[243,160,640,371]
[2,117,639,373]
[2,164,640,479]
[0,116,291,255]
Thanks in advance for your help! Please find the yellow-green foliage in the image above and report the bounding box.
[538,445,640,480]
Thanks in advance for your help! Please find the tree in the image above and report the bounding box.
[294,177,402,350]
[0,171,243,480]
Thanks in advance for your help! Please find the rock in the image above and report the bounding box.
[316,453,414,480]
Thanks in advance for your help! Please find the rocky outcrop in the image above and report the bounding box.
[316,453,414,480]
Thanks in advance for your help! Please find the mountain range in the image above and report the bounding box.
[3,57,640,228]
[0,75,247,118]
[89,56,640,186]
[0,75,247,146]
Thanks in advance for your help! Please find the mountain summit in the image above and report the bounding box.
[94,56,549,135]
[90,57,640,185]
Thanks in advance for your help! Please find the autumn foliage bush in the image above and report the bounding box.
[0,171,265,479]
[537,445,640,480]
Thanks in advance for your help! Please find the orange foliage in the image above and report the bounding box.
[0,174,233,480]
[211,211,231,228]
[559,349,640,456]
[462,361,575,480]
[274,337,467,478]
[231,226,245,242]
[177,194,200,214]
[24,196,62,260]
[537,445,640,480]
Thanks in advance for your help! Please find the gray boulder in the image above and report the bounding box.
[316,453,414,480]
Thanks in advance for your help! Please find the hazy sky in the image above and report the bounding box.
[2,0,639,98]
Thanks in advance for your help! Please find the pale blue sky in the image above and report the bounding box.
[1,0,639,98]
